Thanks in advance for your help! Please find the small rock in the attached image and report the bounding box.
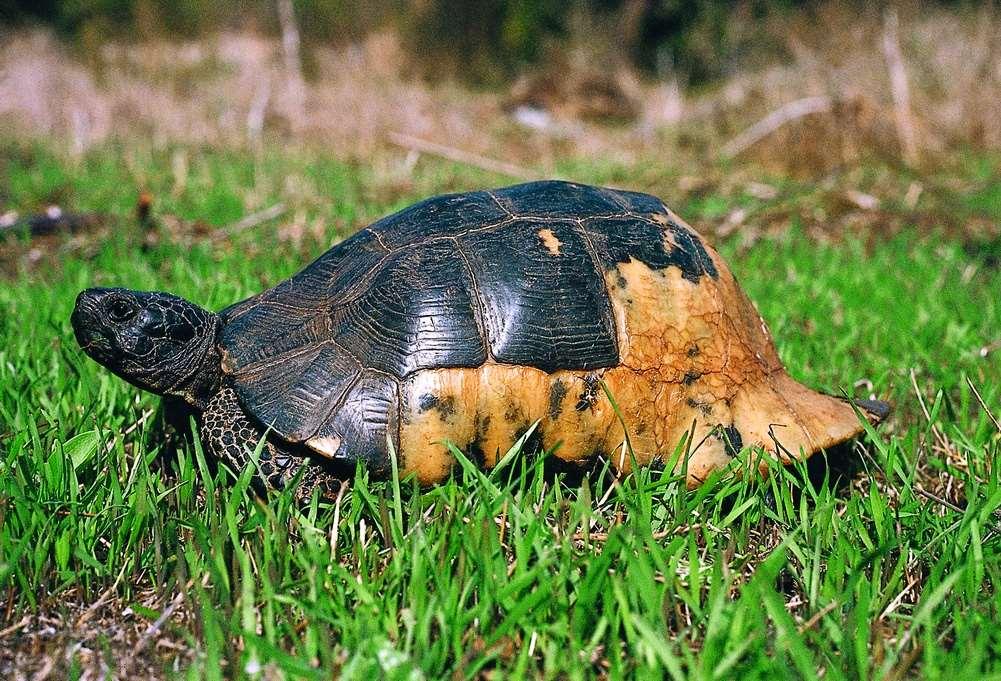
[745,182,778,200]
[903,181,923,210]
[512,105,553,131]
[845,190,880,211]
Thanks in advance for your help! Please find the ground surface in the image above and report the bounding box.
[1,142,1000,679]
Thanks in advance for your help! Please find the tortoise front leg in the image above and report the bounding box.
[200,388,341,499]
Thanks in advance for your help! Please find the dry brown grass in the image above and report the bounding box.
[0,585,195,680]
[703,2,1001,172]
[1,2,998,176]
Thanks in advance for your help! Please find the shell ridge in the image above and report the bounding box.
[571,220,620,363]
[451,237,495,363]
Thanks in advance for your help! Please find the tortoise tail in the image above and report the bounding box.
[851,398,892,424]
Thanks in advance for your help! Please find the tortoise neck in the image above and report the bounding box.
[171,315,224,410]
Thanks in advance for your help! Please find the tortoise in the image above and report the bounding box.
[72,180,888,495]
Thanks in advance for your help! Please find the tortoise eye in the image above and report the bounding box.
[107,299,138,323]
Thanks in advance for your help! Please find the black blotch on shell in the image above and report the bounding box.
[719,424,743,457]
[574,374,601,412]
[418,392,455,419]
[418,393,438,412]
[474,413,491,440]
[686,398,712,416]
[504,403,525,424]
[514,422,545,458]
[683,371,701,386]
[583,213,719,284]
[548,379,568,420]
[436,396,456,418]
[459,413,493,475]
[465,440,487,470]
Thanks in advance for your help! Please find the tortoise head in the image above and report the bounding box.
[72,288,221,406]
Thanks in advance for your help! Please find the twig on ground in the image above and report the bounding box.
[797,600,840,634]
[104,408,155,454]
[909,368,952,455]
[881,576,921,620]
[30,655,55,681]
[966,376,1001,434]
[75,564,129,628]
[720,96,832,158]
[595,473,622,508]
[497,499,509,547]
[0,616,30,639]
[329,481,349,562]
[914,486,964,514]
[130,590,185,658]
[903,181,923,210]
[882,7,920,166]
[214,203,287,240]
[387,132,535,180]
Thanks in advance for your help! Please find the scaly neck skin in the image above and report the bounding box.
[169,316,224,411]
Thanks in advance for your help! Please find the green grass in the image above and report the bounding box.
[1,141,1000,679]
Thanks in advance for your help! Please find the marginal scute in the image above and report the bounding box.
[306,372,399,474]
[226,341,361,442]
[308,436,342,459]
[399,365,619,484]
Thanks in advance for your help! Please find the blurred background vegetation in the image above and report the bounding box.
[2,0,811,85]
[0,0,998,239]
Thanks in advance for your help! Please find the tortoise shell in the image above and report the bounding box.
[219,180,877,485]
